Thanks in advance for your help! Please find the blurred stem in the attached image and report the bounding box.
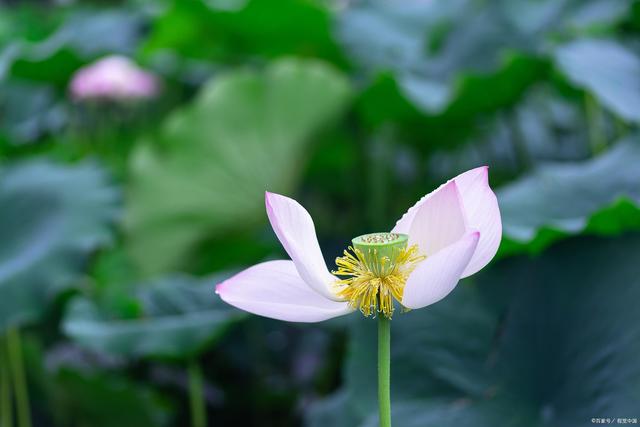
[1,336,13,427]
[506,109,532,171]
[367,128,392,230]
[585,93,606,154]
[378,316,392,427]
[188,358,206,427]
[615,116,629,140]
[7,328,30,427]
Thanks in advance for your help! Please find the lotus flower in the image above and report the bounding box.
[216,167,501,322]
[69,55,159,101]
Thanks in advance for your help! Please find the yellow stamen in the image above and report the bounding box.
[332,244,425,318]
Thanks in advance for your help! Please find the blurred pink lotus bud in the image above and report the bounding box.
[70,55,159,101]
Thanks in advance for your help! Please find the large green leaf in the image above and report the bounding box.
[497,136,640,256]
[500,0,629,36]
[0,160,119,331]
[125,58,351,275]
[63,275,244,359]
[305,390,360,427]
[340,0,630,130]
[509,84,590,161]
[553,39,640,123]
[52,368,172,427]
[1,9,144,85]
[143,0,345,65]
[339,0,540,119]
[308,234,640,426]
[0,79,67,145]
[422,84,592,185]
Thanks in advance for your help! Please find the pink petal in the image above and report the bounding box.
[402,231,480,310]
[453,167,502,277]
[393,166,501,277]
[407,180,468,256]
[265,192,338,300]
[69,55,158,101]
[216,260,352,322]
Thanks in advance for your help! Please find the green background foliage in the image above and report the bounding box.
[1,0,639,425]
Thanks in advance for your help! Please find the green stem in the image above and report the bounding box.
[7,328,31,427]
[614,116,629,140]
[585,93,606,155]
[1,336,13,427]
[187,358,206,427]
[378,316,392,427]
[506,109,532,171]
[367,127,392,230]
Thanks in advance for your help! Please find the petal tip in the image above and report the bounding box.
[265,191,278,216]
[215,280,227,295]
[265,190,274,204]
[473,165,490,183]
[265,191,289,212]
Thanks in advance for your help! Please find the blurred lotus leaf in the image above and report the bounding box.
[424,84,591,180]
[0,80,67,145]
[1,9,144,84]
[340,0,632,129]
[508,85,590,161]
[0,160,119,331]
[52,368,172,427]
[500,0,629,35]
[143,0,344,64]
[2,0,640,425]
[306,390,360,427]
[125,58,351,275]
[338,0,543,121]
[63,275,244,359]
[553,39,640,123]
[498,136,640,255]
[309,234,640,426]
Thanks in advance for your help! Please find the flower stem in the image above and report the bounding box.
[378,316,392,427]
[506,109,532,171]
[366,127,392,230]
[585,93,606,155]
[1,336,13,427]
[187,358,206,427]
[7,327,31,427]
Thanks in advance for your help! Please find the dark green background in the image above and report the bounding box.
[1,0,639,425]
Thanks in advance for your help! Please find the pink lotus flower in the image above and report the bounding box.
[216,167,501,322]
[69,55,159,101]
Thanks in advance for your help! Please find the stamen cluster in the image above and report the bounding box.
[333,245,425,318]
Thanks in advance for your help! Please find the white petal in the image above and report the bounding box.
[393,167,501,277]
[265,192,338,300]
[402,232,480,310]
[407,180,468,257]
[453,167,502,277]
[216,260,353,322]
